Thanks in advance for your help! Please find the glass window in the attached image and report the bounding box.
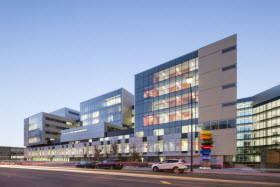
[154,113,159,125]
[169,96,176,108]
[144,88,149,98]
[169,66,176,78]
[125,143,129,154]
[153,129,158,136]
[181,61,189,74]
[176,64,181,76]
[144,115,148,126]
[175,109,182,121]
[153,99,159,111]
[169,109,176,123]
[182,126,188,133]
[181,77,188,90]
[176,95,182,106]
[149,88,154,97]
[189,59,195,71]
[92,111,99,118]
[175,77,182,92]
[182,93,189,105]
[154,85,159,97]
[158,140,163,152]
[159,111,169,124]
[182,107,191,121]
[153,72,159,83]
[169,80,176,93]
[142,142,147,153]
[158,129,164,136]
[159,82,166,96]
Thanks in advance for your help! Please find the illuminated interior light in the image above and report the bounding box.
[186,76,193,84]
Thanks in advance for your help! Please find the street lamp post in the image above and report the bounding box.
[186,76,193,172]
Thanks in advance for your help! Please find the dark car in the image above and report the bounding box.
[95,159,123,170]
[75,161,96,168]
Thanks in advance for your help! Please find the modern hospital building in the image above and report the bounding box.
[24,35,280,168]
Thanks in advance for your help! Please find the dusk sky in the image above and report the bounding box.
[1,0,280,147]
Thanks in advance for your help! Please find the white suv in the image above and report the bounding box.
[152,159,187,173]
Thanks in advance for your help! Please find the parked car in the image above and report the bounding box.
[75,161,96,168]
[95,159,123,170]
[152,159,187,173]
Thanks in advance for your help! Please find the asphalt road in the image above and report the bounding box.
[0,166,280,187]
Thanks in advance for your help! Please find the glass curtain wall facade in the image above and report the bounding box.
[80,88,134,129]
[28,113,43,146]
[0,147,24,161]
[135,51,199,137]
[25,112,80,147]
[81,89,123,127]
[235,97,254,163]
[253,98,280,163]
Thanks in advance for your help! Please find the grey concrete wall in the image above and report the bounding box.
[210,128,237,155]
[42,113,78,145]
[24,118,29,147]
[198,34,237,123]
[50,107,80,121]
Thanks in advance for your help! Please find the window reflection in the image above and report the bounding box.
[151,91,198,112]
[143,106,198,125]
[81,94,123,127]
[153,57,198,84]
[145,74,198,98]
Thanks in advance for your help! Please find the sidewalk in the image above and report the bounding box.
[124,166,280,177]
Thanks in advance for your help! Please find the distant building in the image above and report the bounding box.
[80,88,134,128]
[24,108,81,147]
[51,107,80,121]
[235,85,280,167]
[60,88,134,143]
[235,97,254,163]
[0,146,24,161]
[252,84,280,168]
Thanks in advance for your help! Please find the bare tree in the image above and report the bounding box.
[110,142,118,158]
[130,144,140,162]
[117,153,123,161]
[105,152,110,159]
[93,145,102,161]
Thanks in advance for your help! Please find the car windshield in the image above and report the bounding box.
[181,160,186,163]
[168,160,179,163]
[80,161,87,164]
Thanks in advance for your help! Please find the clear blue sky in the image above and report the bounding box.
[1,0,280,147]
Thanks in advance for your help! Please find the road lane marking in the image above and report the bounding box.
[0,167,255,187]
[161,181,172,184]
[1,165,279,186]
[93,176,196,186]
[0,168,195,187]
